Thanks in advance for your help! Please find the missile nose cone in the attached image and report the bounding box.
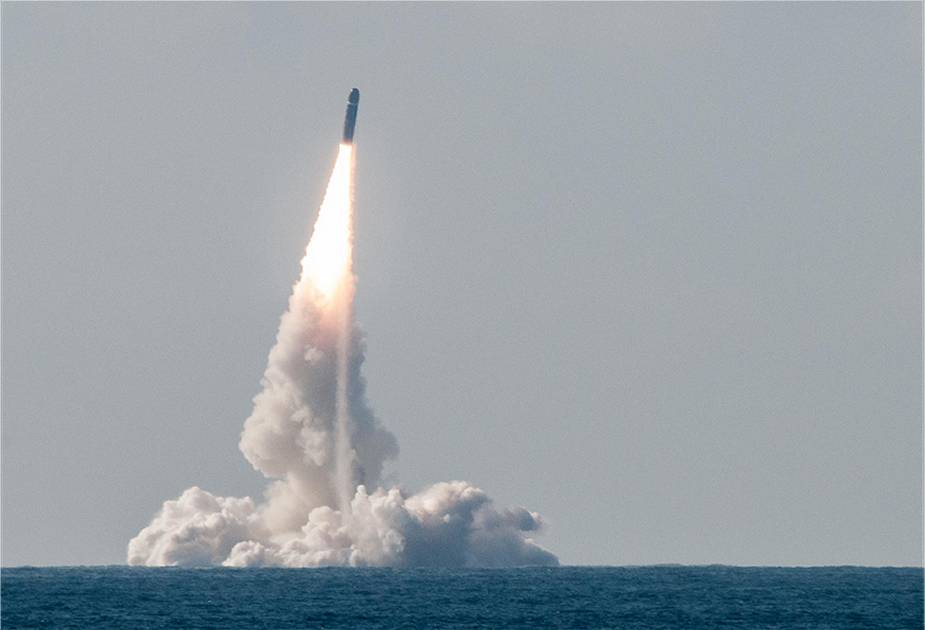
[343,88,360,144]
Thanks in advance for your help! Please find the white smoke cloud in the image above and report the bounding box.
[127,487,259,567]
[233,482,555,568]
[127,145,557,568]
[129,481,556,568]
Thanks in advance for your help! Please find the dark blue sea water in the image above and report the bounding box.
[2,566,921,629]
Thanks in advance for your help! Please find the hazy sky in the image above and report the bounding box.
[2,2,921,567]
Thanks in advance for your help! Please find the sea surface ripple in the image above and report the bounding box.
[2,565,922,629]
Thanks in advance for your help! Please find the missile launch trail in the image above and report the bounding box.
[127,89,557,568]
[335,89,359,515]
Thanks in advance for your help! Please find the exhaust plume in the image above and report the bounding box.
[128,143,557,568]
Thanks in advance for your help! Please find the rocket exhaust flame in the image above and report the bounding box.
[126,91,557,568]
[301,144,353,304]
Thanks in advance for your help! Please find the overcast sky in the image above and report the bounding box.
[2,2,921,567]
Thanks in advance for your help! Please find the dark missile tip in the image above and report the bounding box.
[343,88,360,143]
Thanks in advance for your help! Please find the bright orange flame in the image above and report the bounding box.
[301,144,354,301]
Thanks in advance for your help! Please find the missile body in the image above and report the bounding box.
[342,88,359,144]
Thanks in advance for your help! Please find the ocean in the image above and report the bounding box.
[2,566,921,629]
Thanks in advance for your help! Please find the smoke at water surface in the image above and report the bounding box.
[128,144,557,568]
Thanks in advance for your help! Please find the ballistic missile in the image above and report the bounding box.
[343,88,359,144]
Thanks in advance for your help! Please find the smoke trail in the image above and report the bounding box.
[325,145,358,517]
[127,144,557,568]
[334,146,357,515]
[335,297,355,516]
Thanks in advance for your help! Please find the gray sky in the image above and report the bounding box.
[2,2,921,567]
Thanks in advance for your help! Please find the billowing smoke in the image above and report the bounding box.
[128,145,557,568]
